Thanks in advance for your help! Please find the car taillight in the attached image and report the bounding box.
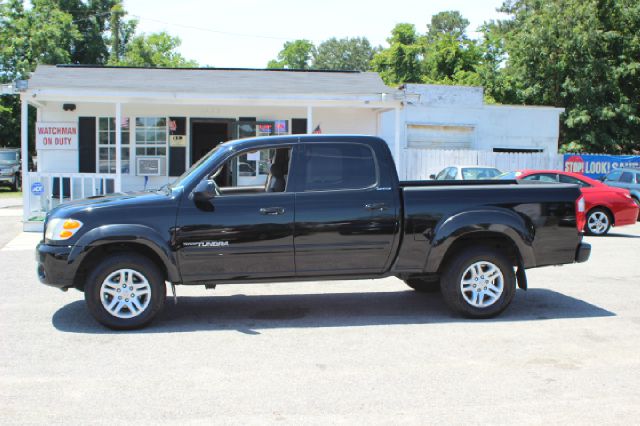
[575,195,586,232]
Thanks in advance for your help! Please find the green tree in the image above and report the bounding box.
[427,10,470,41]
[313,37,376,71]
[267,39,315,69]
[422,12,482,86]
[58,0,117,64]
[0,0,81,148]
[114,32,198,67]
[371,23,423,84]
[496,0,640,153]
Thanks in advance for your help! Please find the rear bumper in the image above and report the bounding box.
[575,242,591,263]
[36,242,75,289]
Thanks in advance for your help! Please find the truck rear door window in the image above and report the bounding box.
[301,144,376,191]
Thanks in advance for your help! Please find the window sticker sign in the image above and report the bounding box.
[31,182,44,196]
[564,154,640,179]
[36,122,78,150]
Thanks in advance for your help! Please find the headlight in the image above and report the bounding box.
[45,218,83,241]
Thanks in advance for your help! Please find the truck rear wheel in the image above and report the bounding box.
[84,253,166,330]
[403,277,440,293]
[441,247,516,319]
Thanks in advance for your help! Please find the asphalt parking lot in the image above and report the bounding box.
[1,204,639,424]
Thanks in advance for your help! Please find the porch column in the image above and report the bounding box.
[20,96,29,222]
[394,106,402,179]
[306,106,313,134]
[115,102,122,192]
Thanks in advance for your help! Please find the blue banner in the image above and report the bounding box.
[563,154,640,179]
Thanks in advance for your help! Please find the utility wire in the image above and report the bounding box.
[69,10,317,42]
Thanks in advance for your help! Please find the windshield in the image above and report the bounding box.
[461,167,501,180]
[0,152,18,162]
[169,145,225,189]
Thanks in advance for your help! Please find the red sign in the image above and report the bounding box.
[564,155,585,173]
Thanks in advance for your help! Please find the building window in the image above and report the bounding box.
[135,117,167,158]
[97,117,130,174]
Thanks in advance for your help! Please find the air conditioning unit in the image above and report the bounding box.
[136,157,163,176]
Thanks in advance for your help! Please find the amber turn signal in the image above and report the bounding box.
[59,230,73,238]
[63,220,81,230]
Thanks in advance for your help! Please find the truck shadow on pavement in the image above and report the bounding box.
[52,288,615,334]
[600,232,640,238]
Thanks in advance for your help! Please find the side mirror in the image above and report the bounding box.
[429,174,436,180]
[192,179,217,202]
[599,176,606,182]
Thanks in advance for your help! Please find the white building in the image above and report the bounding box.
[18,65,563,230]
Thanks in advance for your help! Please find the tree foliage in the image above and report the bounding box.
[267,39,315,70]
[491,0,640,153]
[371,24,423,84]
[0,0,197,148]
[314,37,376,71]
[113,32,197,67]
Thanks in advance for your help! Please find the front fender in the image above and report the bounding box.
[424,208,536,272]
[69,224,181,282]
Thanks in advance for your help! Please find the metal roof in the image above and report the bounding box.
[28,65,398,97]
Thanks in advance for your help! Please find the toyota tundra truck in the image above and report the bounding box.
[36,135,591,329]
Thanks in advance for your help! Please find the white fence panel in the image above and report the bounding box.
[403,148,563,180]
[23,172,117,229]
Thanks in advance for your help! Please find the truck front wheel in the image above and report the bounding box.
[84,253,166,330]
[441,247,516,319]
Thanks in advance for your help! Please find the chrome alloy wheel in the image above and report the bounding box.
[460,261,504,308]
[587,211,609,235]
[100,269,152,319]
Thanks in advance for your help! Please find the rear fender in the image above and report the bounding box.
[424,208,536,273]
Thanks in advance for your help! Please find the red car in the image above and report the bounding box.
[498,170,639,236]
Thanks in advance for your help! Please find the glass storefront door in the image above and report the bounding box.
[233,121,277,187]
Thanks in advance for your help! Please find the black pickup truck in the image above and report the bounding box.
[37,135,591,329]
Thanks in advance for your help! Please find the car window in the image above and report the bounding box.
[620,172,634,183]
[461,168,501,180]
[523,173,557,183]
[446,168,458,180]
[301,143,376,191]
[559,174,591,187]
[605,170,622,182]
[435,168,449,180]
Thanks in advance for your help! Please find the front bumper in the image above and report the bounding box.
[575,242,591,263]
[0,175,14,184]
[36,242,75,288]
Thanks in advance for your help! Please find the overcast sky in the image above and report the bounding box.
[122,0,507,68]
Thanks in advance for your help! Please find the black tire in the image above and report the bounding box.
[632,197,640,221]
[585,208,612,236]
[404,277,441,293]
[440,246,516,319]
[11,175,20,192]
[84,253,166,330]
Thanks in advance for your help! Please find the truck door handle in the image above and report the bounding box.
[364,203,389,211]
[260,207,285,215]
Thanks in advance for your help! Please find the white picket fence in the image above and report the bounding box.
[402,148,564,180]
[23,172,118,231]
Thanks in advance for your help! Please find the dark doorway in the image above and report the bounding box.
[191,119,234,186]
[191,121,230,163]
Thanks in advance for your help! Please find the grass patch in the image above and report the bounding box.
[0,189,21,198]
